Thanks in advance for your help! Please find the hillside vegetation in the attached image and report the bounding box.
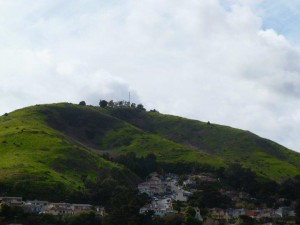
[0,104,136,201]
[107,107,300,180]
[1,102,300,200]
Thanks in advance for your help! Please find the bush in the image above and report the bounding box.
[79,101,86,106]
[64,211,100,225]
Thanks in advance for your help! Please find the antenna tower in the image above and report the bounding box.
[129,92,131,104]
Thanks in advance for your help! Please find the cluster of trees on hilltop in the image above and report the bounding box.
[99,99,145,110]
[78,99,146,110]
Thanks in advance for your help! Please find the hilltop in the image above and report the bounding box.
[1,102,300,199]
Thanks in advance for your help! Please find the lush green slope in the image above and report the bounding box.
[0,104,133,200]
[1,102,300,197]
[0,103,223,200]
[37,104,224,166]
[107,107,300,181]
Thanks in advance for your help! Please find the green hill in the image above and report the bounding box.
[106,107,300,180]
[0,103,300,200]
[0,104,136,201]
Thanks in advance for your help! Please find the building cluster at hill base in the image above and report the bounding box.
[0,197,104,216]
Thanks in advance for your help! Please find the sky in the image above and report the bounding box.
[1,0,300,152]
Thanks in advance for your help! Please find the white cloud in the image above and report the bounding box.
[1,0,300,151]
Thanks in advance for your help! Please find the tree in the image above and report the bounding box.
[79,101,86,106]
[223,164,258,194]
[64,211,100,225]
[108,100,114,108]
[118,101,124,107]
[40,213,62,225]
[0,204,24,220]
[295,199,300,224]
[238,215,255,225]
[189,188,232,208]
[100,100,108,108]
[137,104,145,111]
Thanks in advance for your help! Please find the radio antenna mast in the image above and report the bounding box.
[129,92,131,104]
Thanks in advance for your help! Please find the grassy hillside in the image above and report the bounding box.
[1,102,300,198]
[0,104,134,201]
[37,104,224,166]
[107,107,300,181]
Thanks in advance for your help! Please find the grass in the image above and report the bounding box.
[0,104,120,200]
[106,107,300,181]
[1,101,300,197]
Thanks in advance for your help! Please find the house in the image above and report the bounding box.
[183,179,196,187]
[24,200,49,213]
[275,207,295,218]
[195,208,203,221]
[0,197,23,206]
[138,175,166,196]
[44,203,73,216]
[71,204,92,213]
[210,208,226,219]
[245,210,261,219]
[95,206,106,216]
[259,209,273,218]
[269,211,282,219]
[168,180,179,193]
[175,190,188,202]
[197,174,217,182]
[140,198,177,217]
[231,208,246,218]
[43,203,94,216]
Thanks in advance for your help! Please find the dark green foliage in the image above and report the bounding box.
[79,101,86,106]
[223,164,259,194]
[103,192,146,225]
[0,204,24,220]
[99,100,108,108]
[189,188,232,209]
[295,199,300,224]
[279,175,300,200]
[40,213,64,225]
[137,104,146,111]
[185,206,196,217]
[64,211,100,225]
[164,214,184,225]
[185,217,202,225]
[238,215,255,225]
[172,201,183,212]
[159,162,214,175]
[82,166,141,206]
[150,214,184,225]
[115,152,158,178]
[219,164,283,203]
[40,104,121,148]
[1,102,300,208]
[107,107,300,181]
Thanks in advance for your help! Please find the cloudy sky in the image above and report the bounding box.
[1,0,300,152]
